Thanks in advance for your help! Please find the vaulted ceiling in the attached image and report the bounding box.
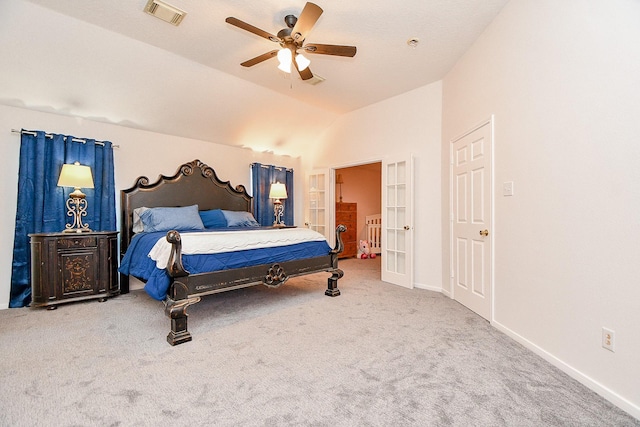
[0,0,508,156]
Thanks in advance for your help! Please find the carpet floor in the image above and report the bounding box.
[0,257,638,426]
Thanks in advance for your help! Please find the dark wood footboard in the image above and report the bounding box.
[163,225,346,346]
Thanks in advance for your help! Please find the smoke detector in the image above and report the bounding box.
[144,0,186,26]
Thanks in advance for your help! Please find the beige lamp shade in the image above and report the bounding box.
[268,182,288,199]
[57,162,94,189]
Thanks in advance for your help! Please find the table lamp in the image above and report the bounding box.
[57,161,94,233]
[268,182,288,227]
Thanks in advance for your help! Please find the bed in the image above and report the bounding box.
[119,160,345,345]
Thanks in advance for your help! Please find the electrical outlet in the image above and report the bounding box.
[602,327,615,352]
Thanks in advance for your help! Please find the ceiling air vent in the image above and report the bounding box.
[144,0,186,26]
[306,74,325,86]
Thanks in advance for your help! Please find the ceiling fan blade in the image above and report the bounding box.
[298,66,314,81]
[290,2,323,44]
[293,56,314,80]
[304,44,357,57]
[241,50,279,67]
[225,17,279,42]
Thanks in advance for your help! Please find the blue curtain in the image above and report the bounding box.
[251,163,294,226]
[9,130,116,308]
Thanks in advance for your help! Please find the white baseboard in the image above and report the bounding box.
[492,320,640,420]
[0,302,8,310]
[413,283,452,298]
[414,282,441,293]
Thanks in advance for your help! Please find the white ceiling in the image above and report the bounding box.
[2,0,508,155]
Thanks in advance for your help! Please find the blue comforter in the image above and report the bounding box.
[119,229,332,300]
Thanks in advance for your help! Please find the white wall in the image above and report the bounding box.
[309,82,442,290]
[0,104,301,308]
[442,0,640,417]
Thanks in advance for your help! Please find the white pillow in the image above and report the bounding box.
[132,207,149,233]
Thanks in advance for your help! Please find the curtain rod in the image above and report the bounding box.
[251,163,293,172]
[11,129,119,148]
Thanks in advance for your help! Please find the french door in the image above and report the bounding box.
[381,155,414,288]
[305,169,333,242]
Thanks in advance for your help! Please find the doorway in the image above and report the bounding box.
[331,155,414,289]
[335,162,382,269]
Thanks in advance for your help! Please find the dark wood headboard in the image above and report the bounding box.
[120,159,252,291]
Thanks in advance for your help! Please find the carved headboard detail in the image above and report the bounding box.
[120,159,252,268]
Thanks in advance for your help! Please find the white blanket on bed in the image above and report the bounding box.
[148,227,328,268]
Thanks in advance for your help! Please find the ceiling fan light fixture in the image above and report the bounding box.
[278,62,292,73]
[226,3,356,80]
[296,53,311,71]
[277,48,294,73]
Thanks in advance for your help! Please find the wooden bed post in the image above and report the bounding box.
[326,269,343,297]
[326,225,346,297]
[165,281,201,346]
[164,230,201,345]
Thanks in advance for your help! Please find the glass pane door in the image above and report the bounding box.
[382,156,413,288]
[306,170,330,240]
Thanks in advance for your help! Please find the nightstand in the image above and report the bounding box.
[29,231,119,309]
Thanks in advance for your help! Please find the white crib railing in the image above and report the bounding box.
[365,214,382,254]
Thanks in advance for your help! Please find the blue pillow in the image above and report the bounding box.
[199,209,227,229]
[139,205,205,232]
[221,210,260,227]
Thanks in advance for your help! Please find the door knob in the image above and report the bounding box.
[404,225,410,230]
[479,229,489,237]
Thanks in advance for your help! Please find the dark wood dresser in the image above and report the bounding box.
[29,231,119,309]
[336,202,357,258]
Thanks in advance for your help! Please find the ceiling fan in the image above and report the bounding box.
[225,2,357,81]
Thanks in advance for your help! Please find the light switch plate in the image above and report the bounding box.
[503,181,514,196]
